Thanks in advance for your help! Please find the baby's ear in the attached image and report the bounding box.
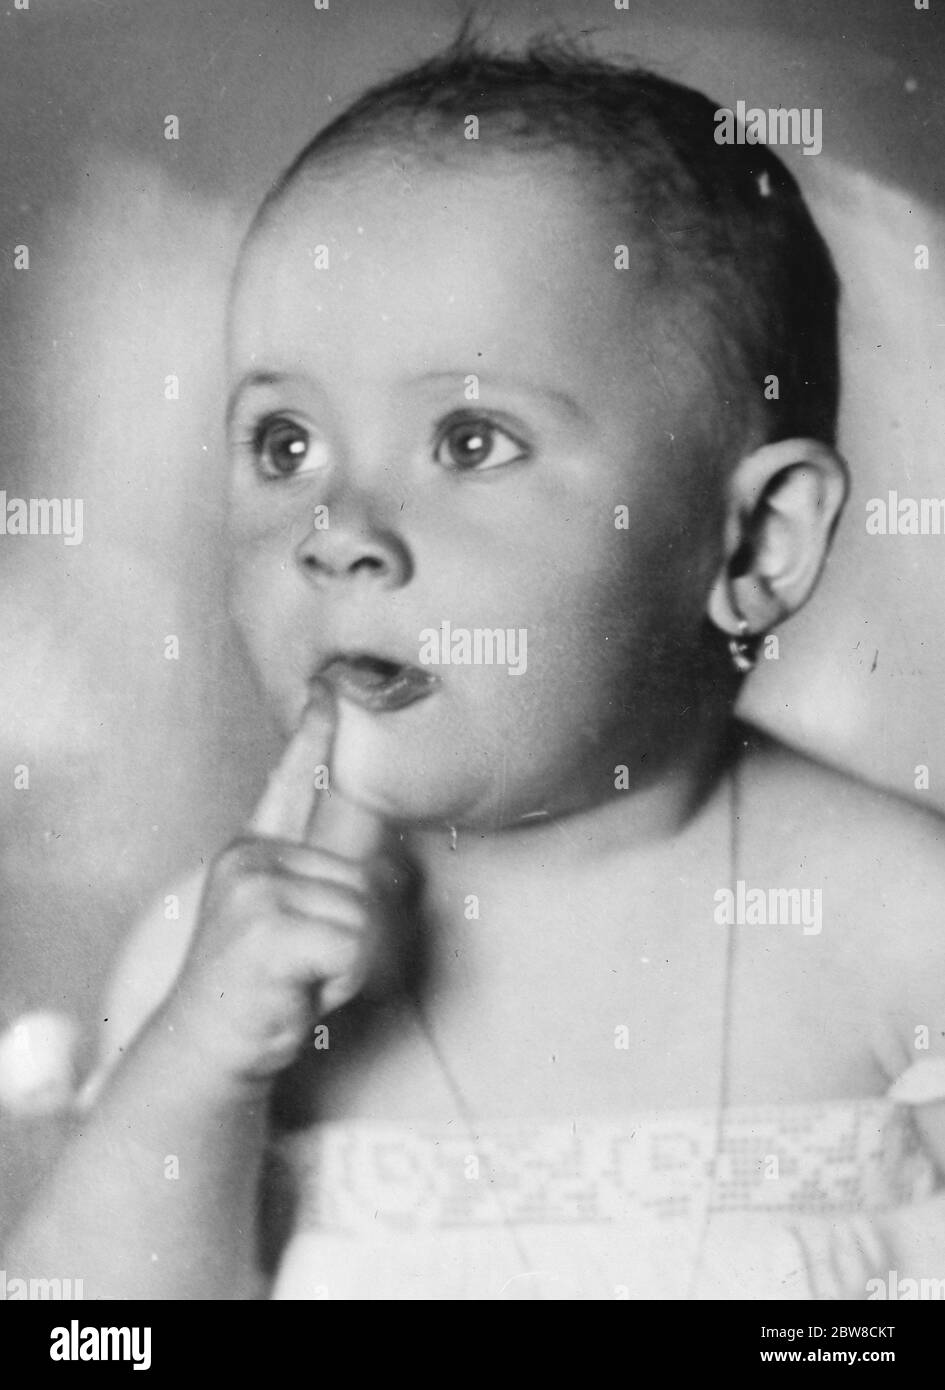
[707,437,848,635]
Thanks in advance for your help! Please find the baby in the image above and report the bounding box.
[7,32,945,1301]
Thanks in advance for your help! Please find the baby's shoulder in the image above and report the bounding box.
[746,725,945,889]
[744,725,945,1060]
[747,725,943,857]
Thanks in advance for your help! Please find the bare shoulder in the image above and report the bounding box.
[741,721,945,865]
[739,721,945,1069]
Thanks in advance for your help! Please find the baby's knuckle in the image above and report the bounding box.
[241,912,287,961]
[336,902,371,939]
[227,873,273,918]
[217,836,267,876]
[343,864,373,900]
[338,928,370,973]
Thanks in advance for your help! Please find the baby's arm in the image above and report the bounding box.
[3,987,271,1300]
[1,688,386,1299]
[871,1041,945,1289]
[864,898,945,1293]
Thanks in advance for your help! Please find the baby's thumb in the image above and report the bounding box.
[248,683,337,843]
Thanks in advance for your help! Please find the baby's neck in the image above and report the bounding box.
[399,713,742,991]
[407,709,738,866]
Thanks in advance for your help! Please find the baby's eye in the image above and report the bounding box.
[252,417,323,479]
[433,416,529,472]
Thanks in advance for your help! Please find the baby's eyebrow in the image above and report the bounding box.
[413,370,589,423]
[225,367,591,427]
[225,370,307,427]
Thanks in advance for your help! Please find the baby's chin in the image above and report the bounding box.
[293,689,597,833]
[328,744,490,831]
[330,772,550,834]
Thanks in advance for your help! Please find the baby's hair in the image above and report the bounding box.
[258,26,840,453]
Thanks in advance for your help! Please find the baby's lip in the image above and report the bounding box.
[315,651,440,713]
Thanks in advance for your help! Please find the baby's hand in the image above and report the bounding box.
[161,683,390,1089]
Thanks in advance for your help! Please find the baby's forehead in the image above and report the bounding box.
[236,175,664,360]
[236,143,664,330]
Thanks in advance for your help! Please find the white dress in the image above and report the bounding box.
[268,1084,937,1300]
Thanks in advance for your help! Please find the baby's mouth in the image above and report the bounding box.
[317,652,440,713]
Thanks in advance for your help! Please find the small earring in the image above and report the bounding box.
[728,618,757,674]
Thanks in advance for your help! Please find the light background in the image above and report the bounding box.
[0,0,943,1221]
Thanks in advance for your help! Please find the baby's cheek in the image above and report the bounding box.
[229,554,311,675]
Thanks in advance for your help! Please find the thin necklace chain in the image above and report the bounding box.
[409,756,741,1300]
[685,757,739,1298]
[411,1000,537,1278]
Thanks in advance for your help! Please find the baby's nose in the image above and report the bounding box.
[294,509,412,588]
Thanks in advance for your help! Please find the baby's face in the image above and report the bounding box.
[226,147,726,828]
